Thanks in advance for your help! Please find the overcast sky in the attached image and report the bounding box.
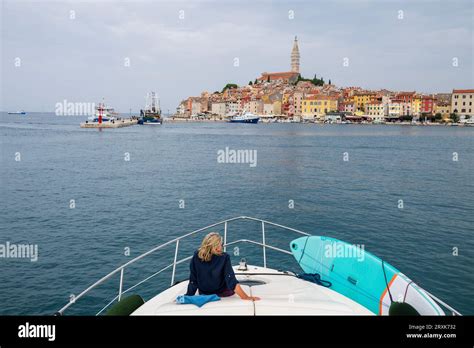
[1,0,473,113]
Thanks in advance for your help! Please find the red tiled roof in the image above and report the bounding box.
[305,95,338,101]
[453,89,474,93]
[258,71,299,80]
[354,91,377,96]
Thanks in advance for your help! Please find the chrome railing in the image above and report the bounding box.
[56,216,309,315]
[56,216,462,316]
[421,290,462,316]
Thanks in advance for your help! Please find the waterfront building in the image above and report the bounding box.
[241,100,250,113]
[343,102,355,114]
[366,101,386,118]
[388,102,402,118]
[390,93,414,116]
[191,98,201,117]
[320,96,338,118]
[395,91,416,104]
[302,95,338,120]
[176,101,187,116]
[293,92,304,116]
[301,95,317,117]
[263,102,274,115]
[399,100,412,115]
[282,101,292,116]
[435,93,452,105]
[273,100,282,115]
[354,92,378,112]
[451,89,474,117]
[248,99,264,115]
[337,99,345,112]
[199,92,210,112]
[434,103,451,120]
[281,93,291,116]
[225,101,241,116]
[411,95,422,116]
[185,98,193,117]
[211,102,226,116]
[421,95,436,114]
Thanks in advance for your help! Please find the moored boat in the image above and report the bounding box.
[138,92,162,125]
[80,100,138,128]
[87,102,118,123]
[229,111,260,124]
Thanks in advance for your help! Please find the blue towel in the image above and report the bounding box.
[176,294,221,307]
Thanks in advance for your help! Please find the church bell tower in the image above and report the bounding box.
[291,36,300,73]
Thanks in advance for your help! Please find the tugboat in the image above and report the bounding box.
[229,110,260,124]
[138,92,162,125]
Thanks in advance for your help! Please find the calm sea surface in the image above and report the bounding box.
[0,112,473,315]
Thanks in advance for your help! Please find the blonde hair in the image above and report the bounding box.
[198,232,223,262]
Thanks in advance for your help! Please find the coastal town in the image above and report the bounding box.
[173,37,474,125]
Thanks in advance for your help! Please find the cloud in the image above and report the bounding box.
[1,0,473,112]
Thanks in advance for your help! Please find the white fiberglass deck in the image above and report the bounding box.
[131,265,373,316]
[56,216,459,316]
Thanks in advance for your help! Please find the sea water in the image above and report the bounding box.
[0,113,472,315]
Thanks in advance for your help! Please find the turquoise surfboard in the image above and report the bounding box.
[290,236,444,315]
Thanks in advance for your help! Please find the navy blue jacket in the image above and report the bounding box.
[185,251,238,296]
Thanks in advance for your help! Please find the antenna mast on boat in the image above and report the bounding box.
[145,91,161,114]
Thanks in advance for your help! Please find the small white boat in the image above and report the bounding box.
[8,110,26,115]
[462,118,474,126]
[55,216,461,316]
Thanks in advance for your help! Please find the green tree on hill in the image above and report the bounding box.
[295,73,324,86]
[222,83,238,93]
